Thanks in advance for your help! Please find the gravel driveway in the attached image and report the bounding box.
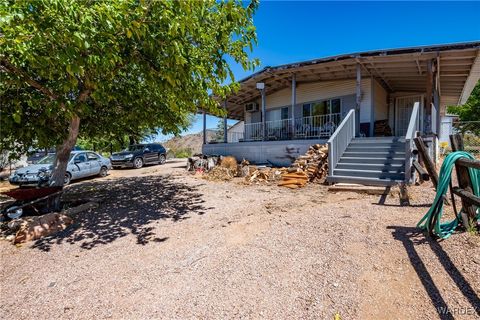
[1,159,479,319]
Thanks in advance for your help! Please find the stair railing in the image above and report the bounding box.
[405,102,420,183]
[327,109,355,177]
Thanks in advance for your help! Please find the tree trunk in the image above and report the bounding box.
[49,115,81,187]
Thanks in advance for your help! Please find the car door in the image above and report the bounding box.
[143,145,156,164]
[87,152,101,176]
[71,153,90,179]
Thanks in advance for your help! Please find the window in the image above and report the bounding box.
[330,99,341,114]
[281,107,289,120]
[303,104,311,117]
[303,99,341,117]
[75,153,87,163]
[87,152,99,161]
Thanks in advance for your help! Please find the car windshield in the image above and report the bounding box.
[37,154,75,164]
[127,145,145,152]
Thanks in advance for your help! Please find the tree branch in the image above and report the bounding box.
[0,58,60,101]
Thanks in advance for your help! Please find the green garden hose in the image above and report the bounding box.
[417,151,480,239]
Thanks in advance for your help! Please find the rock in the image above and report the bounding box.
[14,212,73,244]
[5,234,15,241]
[7,219,23,232]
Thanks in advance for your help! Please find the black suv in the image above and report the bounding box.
[110,143,167,169]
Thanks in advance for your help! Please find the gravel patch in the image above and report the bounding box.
[1,160,479,319]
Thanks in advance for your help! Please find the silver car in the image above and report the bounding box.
[9,151,112,186]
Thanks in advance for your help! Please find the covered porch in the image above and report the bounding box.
[201,42,479,167]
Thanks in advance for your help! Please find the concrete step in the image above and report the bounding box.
[327,175,403,186]
[342,151,406,158]
[349,142,405,148]
[346,145,405,152]
[353,137,406,143]
[336,162,405,172]
[339,157,405,165]
[333,169,405,180]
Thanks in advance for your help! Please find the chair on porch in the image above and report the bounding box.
[295,123,310,139]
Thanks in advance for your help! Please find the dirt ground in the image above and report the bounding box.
[1,159,479,319]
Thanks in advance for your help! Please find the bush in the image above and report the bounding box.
[173,148,193,158]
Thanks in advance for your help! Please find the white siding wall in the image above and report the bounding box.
[255,78,372,123]
[374,79,388,121]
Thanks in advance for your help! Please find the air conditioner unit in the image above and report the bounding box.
[245,102,259,113]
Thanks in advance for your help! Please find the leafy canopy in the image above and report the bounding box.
[447,80,480,135]
[447,80,480,122]
[0,0,259,154]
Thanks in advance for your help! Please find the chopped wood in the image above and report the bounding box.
[278,144,329,188]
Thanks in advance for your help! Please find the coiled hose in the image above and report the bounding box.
[417,151,480,239]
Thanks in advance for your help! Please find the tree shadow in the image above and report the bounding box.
[31,175,210,251]
[388,226,480,319]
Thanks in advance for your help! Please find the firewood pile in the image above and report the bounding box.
[245,167,284,184]
[278,144,329,188]
[374,119,392,136]
[242,144,329,188]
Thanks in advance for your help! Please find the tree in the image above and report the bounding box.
[447,80,480,135]
[0,0,258,185]
[215,118,227,141]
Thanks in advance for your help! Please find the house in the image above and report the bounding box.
[202,42,480,185]
[227,121,244,143]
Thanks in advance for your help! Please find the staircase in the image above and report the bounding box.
[328,137,406,186]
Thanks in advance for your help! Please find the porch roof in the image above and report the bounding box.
[222,41,480,121]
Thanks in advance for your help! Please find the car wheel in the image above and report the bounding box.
[64,172,72,185]
[99,166,108,177]
[6,206,23,220]
[133,157,144,169]
[159,154,166,165]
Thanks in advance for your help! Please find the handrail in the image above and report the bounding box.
[405,102,420,183]
[327,109,355,177]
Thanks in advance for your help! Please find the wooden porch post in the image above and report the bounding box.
[291,73,296,138]
[202,110,207,145]
[223,100,228,143]
[356,63,361,136]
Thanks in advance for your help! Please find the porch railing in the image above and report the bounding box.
[405,101,420,183]
[228,131,244,143]
[241,113,341,142]
[244,122,263,141]
[327,109,355,177]
[296,113,341,138]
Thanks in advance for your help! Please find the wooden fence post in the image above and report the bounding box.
[450,134,477,226]
[414,136,439,188]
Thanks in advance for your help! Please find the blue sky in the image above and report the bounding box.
[153,1,480,142]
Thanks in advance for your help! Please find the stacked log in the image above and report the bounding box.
[278,144,328,188]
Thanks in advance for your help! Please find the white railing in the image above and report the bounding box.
[228,131,244,143]
[295,113,341,138]
[327,109,355,177]
[405,102,420,183]
[265,118,293,140]
[244,122,263,141]
[242,113,342,142]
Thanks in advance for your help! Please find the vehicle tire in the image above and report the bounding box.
[159,154,166,165]
[64,172,72,185]
[99,166,108,177]
[133,157,144,169]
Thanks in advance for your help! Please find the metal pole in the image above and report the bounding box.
[291,73,296,139]
[223,100,228,143]
[202,111,207,145]
[261,88,266,141]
